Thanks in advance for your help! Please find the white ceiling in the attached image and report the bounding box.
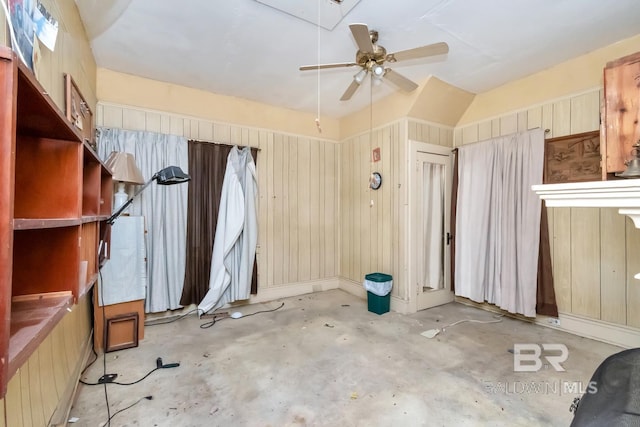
[77,0,640,120]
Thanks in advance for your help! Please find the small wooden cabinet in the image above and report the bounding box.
[602,50,640,178]
[0,47,111,396]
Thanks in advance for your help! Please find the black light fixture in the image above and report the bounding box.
[106,165,190,225]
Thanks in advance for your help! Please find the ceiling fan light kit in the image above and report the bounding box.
[299,23,448,101]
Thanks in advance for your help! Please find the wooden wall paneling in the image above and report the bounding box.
[159,114,171,134]
[461,125,478,145]
[600,208,627,325]
[499,113,517,136]
[491,118,500,138]
[442,128,454,148]
[282,135,298,283]
[213,123,230,144]
[0,395,4,427]
[19,368,31,426]
[5,373,22,426]
[351,138,359,281]
[429,125,440,146]
[271,134,284,285]
[266,133,275,287]
[552,99,572,137]
[95,104,104,126]
[408,121,417,141]
[360,135,372,281]
[145,112,162,133]
[324,143,336,277]
[527,107,543,130]
[286,136,297,283]
[296,138,317,281]
[553,208,572,312]
[368,130,378,273]
[391,127,400,295]
[547,207,554,261]
[396,122,407,299]
[339,142,349,278]
[453,128,462,147]
[570,208,601,319]
[517,111,528,131]
[542,103,554,137]
[38,337,58,422]
[626,219,640,328]
[382,127,393,275]
[318,140,332,279]
[27,352,45,426]
[374,128,384,272]
[102,105,123,128]
[169,116,184,136]
[50,322,69,398]
[257,130,268,287]
[122,108,146,131]
[198,120,213,141]
[309,139,321,280]
[229,126,241,145]
[478,121,492,141]
[570,91,600,134]
[333,143,340,277]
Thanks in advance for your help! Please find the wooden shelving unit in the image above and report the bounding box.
[0,47,112,396]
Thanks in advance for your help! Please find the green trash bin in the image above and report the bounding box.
[364,273,393,315]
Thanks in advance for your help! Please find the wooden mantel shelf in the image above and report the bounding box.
[532,179,640,278]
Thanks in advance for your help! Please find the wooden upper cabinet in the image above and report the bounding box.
[603,51,640,178]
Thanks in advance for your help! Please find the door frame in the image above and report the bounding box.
[407,140,453,313]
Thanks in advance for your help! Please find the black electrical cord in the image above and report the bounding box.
[102,395,153,426]
[145,308,200,326]
[80,364,179,386]
[98,269,111,426]
[200,302,285,329]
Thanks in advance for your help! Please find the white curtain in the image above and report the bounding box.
[198,146,258,314]
[423,163,444,290]
[454,128,544,317]
[97,127,189,313]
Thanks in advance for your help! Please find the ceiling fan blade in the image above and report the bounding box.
[384,69,419,92]
[386,42,449,63]
[349,23,374,54]
[299,62,357,71]
[340,79,361,101]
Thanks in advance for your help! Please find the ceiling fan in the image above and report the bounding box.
[300,23,449,101]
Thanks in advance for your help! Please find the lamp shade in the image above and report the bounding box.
[105,151,145,184]
[155,166,191,185]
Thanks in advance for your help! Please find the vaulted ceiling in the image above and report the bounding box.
[77,0,640,119]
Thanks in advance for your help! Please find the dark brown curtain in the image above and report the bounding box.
[536,201,557,316]
[180,141,258,307]
[450,149,458,294]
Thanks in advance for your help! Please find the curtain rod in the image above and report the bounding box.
[450,127,550,152]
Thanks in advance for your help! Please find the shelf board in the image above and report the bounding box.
[81,215,109,224]
[8,292,73,379]
[13,218,82,230]
[15,60,82,142]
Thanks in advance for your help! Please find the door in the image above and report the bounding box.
[409,142,453,311]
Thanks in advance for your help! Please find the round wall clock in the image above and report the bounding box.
[370,172,382,190]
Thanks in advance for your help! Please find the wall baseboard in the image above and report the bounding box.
[454,297,639,349]
[247,278,340,304]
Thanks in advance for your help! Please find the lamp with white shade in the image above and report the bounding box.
[105,151,145,214]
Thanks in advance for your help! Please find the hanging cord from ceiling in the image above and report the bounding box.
[315,0,322,134]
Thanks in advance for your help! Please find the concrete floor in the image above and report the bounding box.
[70,289,622,426]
